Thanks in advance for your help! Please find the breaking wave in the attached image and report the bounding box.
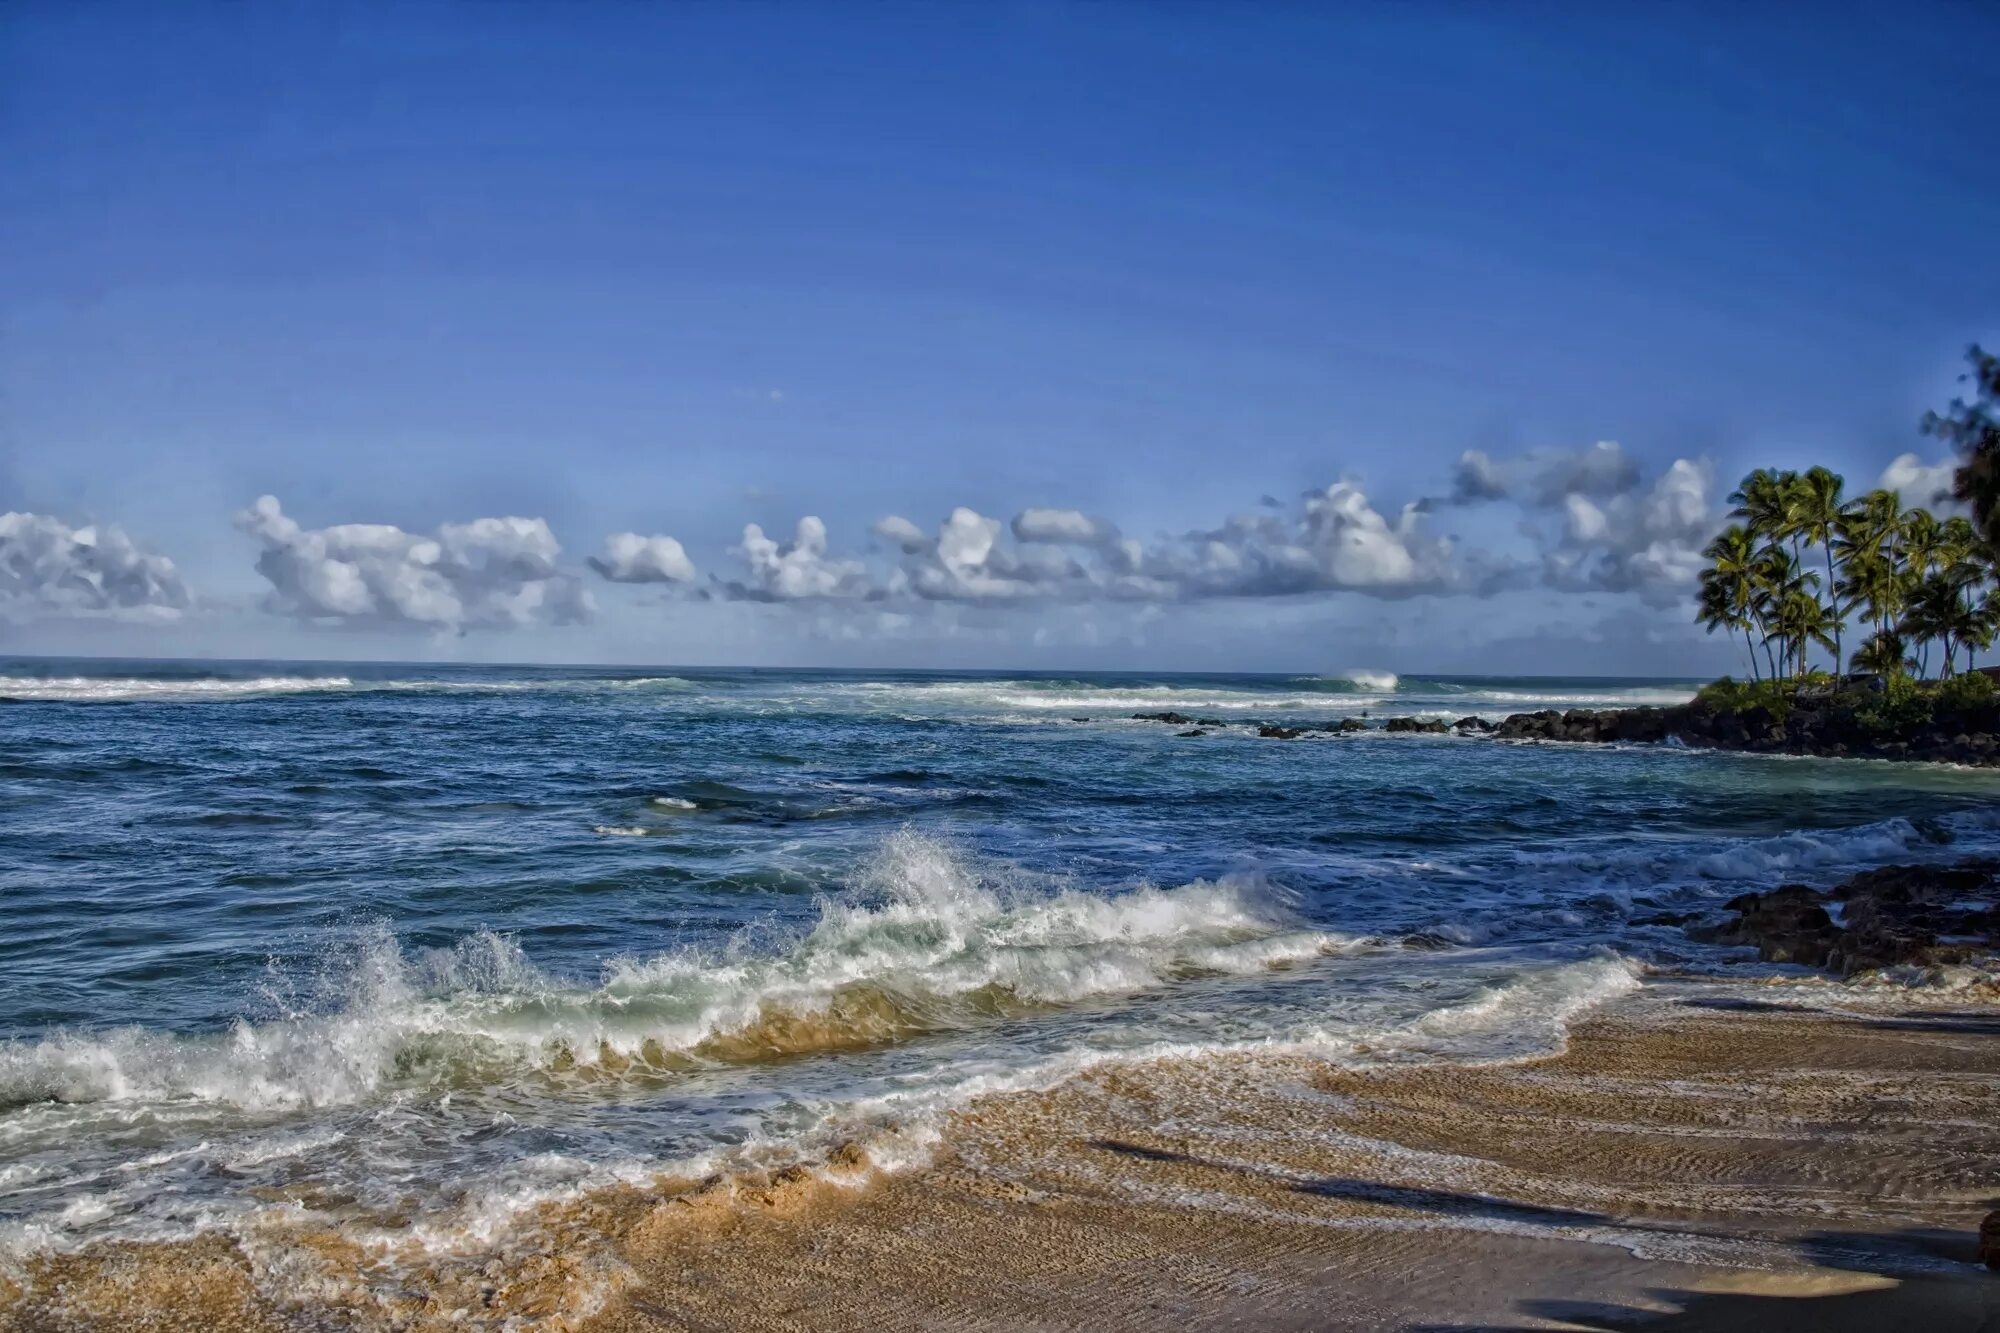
[0,675,356,702]
[0,833,1343,1115]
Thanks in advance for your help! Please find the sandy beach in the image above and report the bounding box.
[10,974,1998,1332]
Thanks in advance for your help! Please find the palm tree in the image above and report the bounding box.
[1787,466,1849,676]
[1901,508,1945,582]
[1938,517,1991,673]
[1729,469,1796,546]
[1775,585,1837,681]
[1834,491,1905,641]
[1700,525,1765,680]
[1850,628,1910,678]
[1903,573,1972,677]
[1754,546,1816,679]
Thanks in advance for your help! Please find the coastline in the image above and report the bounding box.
[1132,691,2000,767]
[10,975,1999,1332]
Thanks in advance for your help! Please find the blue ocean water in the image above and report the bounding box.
[3,658,1999,1265]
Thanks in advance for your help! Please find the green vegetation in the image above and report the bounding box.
[1695,345,2000,685]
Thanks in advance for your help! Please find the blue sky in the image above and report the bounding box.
[2,2,1995,672]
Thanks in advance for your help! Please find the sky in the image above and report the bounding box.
[2,2,1996,674]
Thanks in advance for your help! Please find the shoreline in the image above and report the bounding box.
[9,975,1999,1331]
[1132,697,2000,767]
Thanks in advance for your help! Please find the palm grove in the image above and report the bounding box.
[1697,346,2000,684]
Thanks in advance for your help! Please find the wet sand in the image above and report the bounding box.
[8,978,2000,1331]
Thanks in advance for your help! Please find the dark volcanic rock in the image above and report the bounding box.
[1257,724,1305,740]
[1695,884,1839,966]
[1454,716,1496,733]
[1693,859,2000,976]
[1491,687,2000,766]
[1132,711,1195,725]
[1177,729,1208,737]
[1383,716,1449,734]
[1982,1210,2000,1270]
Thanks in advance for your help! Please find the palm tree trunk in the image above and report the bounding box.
[1824,546,1842,679]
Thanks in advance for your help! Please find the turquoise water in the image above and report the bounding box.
[3,658,1998,1263]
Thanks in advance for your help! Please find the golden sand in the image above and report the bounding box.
[7,979,2000,1331]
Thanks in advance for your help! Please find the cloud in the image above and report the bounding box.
[898,506,1076,602]
[0,511,191,620]
[589,446,1720,619]
[588,532,697,584]
[1877,452,1964,513]
[1157,482,1463,598]
[1451,450,1510,502]
[1538,458,1717,605]
[727,516,875,600]
[870,514,930,554]
[1450,441,1641,506]
[1011,507,1116,547]
[237,495,592,631]
[868,484,1463,605]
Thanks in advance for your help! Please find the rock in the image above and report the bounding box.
[1131,711,1195,725]
[1982,1210,2000,1270]
[1693,859,2000,976]
[1384,717,1450,734]
[1488,691,2000,766]
[1333,718,1369,733]
[1453,716,1495,733]
[1698,883,1840,966]
[1177,729,1207,737]
[1197,717,1224,727]
[1257,724,1305,740]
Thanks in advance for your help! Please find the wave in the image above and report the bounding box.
[0,675,355,702]
[0,833,1345,1114]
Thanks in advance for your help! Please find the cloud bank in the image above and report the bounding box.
[0,442,1752,642]
[665,456,1692,609]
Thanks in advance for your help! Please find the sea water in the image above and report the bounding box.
[3,658,1997,1267]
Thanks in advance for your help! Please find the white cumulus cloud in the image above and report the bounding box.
[1877,452,1964,513]
[236,495,592,631]
[727,516,875,600]
[589,532,698,584]
[0,512,191,620]
[1539,458,1717,605]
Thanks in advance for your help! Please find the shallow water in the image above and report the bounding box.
[3,658,1998,1267]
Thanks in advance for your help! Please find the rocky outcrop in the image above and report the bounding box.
[1493,708,1672,744]
[1691,859,2000,975]
[1257,724,1305,740]
[1494,692,2000,765]
[1383,716,1450,734]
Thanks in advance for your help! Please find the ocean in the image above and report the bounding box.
[4,658,1999,1287]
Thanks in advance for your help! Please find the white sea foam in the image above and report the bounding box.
[0,833,1346,1114]
[0,675,355,701]
[647,796,699,811]
[1341,669,1400,691]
